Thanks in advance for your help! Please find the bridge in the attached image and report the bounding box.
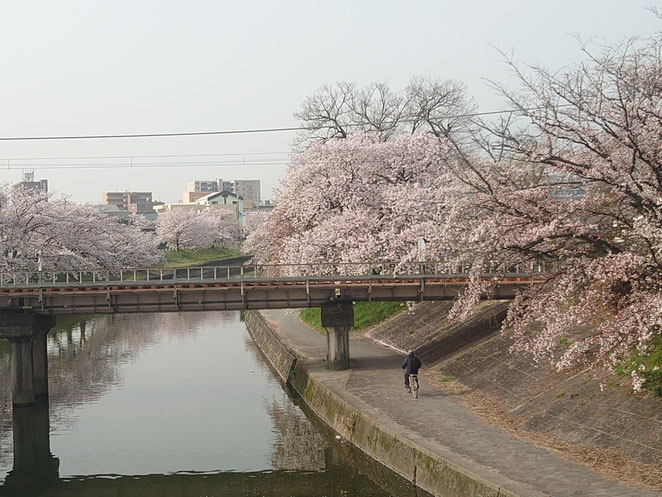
[0,262,543,406]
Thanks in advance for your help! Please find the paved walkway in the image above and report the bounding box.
[261,309,659,497]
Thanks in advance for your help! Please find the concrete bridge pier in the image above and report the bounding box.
[0,311,56,407]
[8,335,35,406]
[32,315,56,398]
[321,302,354,370]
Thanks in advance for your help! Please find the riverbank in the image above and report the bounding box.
[245,309,657,497]
[369,301,662,490]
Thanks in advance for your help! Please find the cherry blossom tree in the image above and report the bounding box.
[202,208,239,246]
[0,186,162,270]
[243,211,270,238]
[435,33,662,391]
[250,33,662,391]
[244,133,454,272]
[156,208,239,251]
[156,209,213,251]
[294,77,475,149]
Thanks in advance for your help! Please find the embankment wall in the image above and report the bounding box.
[243,311,296,383]
[244,310,521,497]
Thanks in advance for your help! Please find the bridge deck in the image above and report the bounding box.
[0,263,542,313]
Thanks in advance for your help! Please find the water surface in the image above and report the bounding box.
[0,312,427,496]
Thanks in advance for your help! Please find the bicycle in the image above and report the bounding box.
[409,374,419,398]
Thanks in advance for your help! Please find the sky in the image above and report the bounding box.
[0,0,660,204]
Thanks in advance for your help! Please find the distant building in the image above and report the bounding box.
[545,173,585,201]
[154,203,202,214]
[95,204,133,221]
[101,191,160,215]
[233,180,260,202]
[182,191,211,203]
[184,178,261,204]
[13,171,48,193]
[184,179,222,203]
[186,180,219,193]
[196,190,244,211]
[255,199,275,211]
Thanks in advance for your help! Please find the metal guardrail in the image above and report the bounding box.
[0,261,546,289]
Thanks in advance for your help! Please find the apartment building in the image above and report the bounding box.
[102,191,157,214]
[13,171,48,193]
[233,180,260,202]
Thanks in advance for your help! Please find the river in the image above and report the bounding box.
[0,311,428,496]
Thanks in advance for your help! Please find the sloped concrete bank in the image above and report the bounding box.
[243,311,296,383]
[244,310,521,497]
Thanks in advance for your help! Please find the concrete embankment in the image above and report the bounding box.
[288,362,519,497]
[245,309,655,497]
[243,311,297,383]
[244,310,516,497]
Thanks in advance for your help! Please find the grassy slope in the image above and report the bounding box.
[300,301,406,333]
[163,246,242,267]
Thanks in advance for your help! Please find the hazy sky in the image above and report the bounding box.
[0,1,659,203]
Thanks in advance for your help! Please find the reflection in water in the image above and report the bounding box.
[0,312,428,496]
[0,400,422,497]
[1,399,58,497]
[242,332,327,471]
[265,396,326,471]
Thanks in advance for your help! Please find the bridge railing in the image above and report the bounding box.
[0,260,547,289]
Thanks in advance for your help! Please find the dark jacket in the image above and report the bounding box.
[402,353,421,374]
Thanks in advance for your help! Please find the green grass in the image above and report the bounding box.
[441,374,456,382]
[299,308,325,333]
[163,246,242,267]
[299,301,406,333]
[615,334,662,396]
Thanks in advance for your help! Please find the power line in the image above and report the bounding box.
[0,126,301,142]
[2,158,288,168]
[0,151,289,161]
[1,161,292,171]
[0,106,553,142]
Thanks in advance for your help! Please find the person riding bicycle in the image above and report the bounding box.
[402,349,421,392]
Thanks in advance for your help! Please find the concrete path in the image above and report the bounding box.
[261,309,659,497]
